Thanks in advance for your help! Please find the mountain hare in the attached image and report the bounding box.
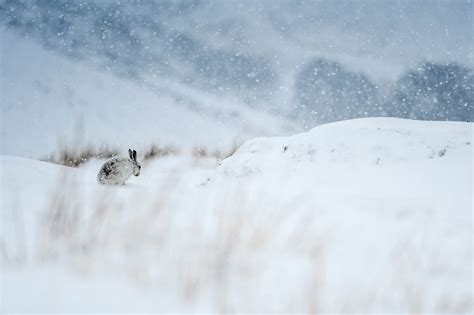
[97,149,141,185]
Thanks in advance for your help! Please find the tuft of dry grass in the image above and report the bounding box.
[43,145,119,167]
[221,142,240,160]
[143,144,179,160]
[192,142,240,162]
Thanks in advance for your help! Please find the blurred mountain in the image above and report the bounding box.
[1,0,472,132]
[384,62,473,122]
[295,58,380,126]
[0,0,277,103]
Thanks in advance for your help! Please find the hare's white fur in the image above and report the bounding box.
[97,149,141,185]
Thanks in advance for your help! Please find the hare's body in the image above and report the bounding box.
[97,149,141,185]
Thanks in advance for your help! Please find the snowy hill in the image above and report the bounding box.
[219,117,472,173]
[0,29,293,158]
[2,118,472,312]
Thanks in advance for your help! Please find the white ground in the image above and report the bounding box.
[1,117,472,313]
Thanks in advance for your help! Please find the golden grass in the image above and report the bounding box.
[28,167,326,312]
[42,145,119,167]
[42,142,241,167]
[143,144,179,160]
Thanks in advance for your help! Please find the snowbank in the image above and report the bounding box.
[1,118,472,312]
[220,117,471,172]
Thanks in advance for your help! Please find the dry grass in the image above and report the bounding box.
[221,141,240,160]
[43,142,241,168]
[192,141,240,161]
[43,145,120,167]
[143,144,179,160]
[27,171,471,313]
[6,143,470,313]
[29,167,325,312]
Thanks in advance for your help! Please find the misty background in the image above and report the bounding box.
[1,0,473,157]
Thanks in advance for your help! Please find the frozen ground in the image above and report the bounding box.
[1,118,472,312]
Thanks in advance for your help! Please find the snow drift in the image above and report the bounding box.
[1,118,473,312]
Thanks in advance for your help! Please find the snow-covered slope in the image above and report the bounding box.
[1,118,473,312]
[219,117,472,173]
[210,118,473,311]
[0,29,293,158]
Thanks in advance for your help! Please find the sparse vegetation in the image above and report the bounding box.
[14,157,469,313]
[192,142,240,162]
[42,142,242,168]
[143,144,179,160]
[4,121,471,312]
[32,168,323,312]
[43,145,120,167]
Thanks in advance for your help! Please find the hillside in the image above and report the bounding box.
[2,118,472,312]
[0,29,293,158]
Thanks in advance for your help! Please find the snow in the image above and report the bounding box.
[1,2,472,311]
[1,118,472,312]
[0,29,293,159]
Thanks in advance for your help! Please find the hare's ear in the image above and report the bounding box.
[129,149,133,160]
[132,150,137,161]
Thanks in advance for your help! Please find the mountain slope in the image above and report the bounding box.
[0,29,293,158]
